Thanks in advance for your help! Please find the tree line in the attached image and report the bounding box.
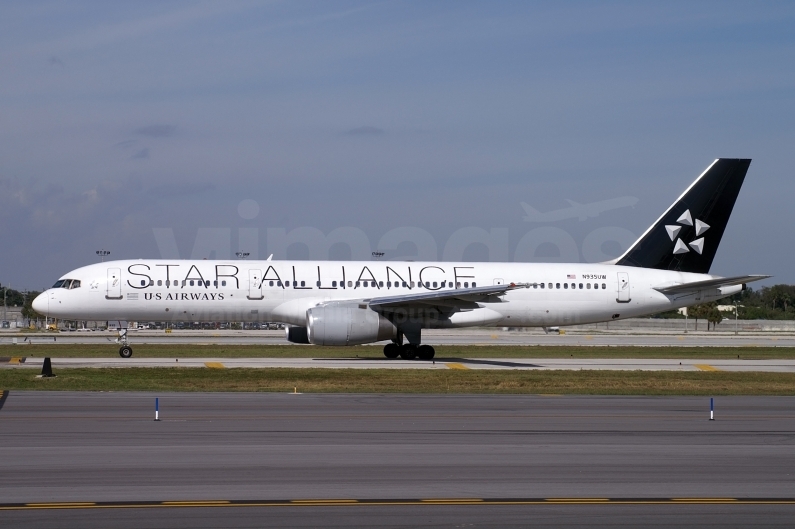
[0,283,43,321]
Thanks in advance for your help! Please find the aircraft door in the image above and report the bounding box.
[248,269,263,300]
[616,272,631,303]
[106,268,122,300]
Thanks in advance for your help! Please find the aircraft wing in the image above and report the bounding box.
[365,282,529,311]
[653,275,769,295]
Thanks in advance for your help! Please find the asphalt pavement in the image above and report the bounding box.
[4,328,795,347]
[1,392,793,527]
[6,356,795,372]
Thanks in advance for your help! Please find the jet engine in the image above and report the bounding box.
[307,304,397,346]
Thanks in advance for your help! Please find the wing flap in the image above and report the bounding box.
[653,275,769,295]
[367,282,529,310]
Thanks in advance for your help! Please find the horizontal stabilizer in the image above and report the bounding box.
[653,275,769,295]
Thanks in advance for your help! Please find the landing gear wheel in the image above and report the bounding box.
[383,343,400,359]
[399,344,417,360]
[417,344,435,360]
[119,346,133,358]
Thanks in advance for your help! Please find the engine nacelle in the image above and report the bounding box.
[285,325,310,344]
[307,304,397,346]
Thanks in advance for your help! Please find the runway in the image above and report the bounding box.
[1,392,794,527]
[7,356,795,372]
[4,328,795,347]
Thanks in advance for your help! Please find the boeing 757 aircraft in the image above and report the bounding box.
[33,159,767,359]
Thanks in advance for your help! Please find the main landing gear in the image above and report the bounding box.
[116,327,133,358]
[383,342,435,361]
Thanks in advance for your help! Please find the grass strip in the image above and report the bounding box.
[2,344,795,359]
[1,368,794,395]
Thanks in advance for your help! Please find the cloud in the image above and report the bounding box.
[48,56,64,66]
[344,126,385,136]
[114,139,138,148]
[135,125,176,137]
[131,148,150,159]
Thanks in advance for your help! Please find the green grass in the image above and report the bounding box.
[1,368,794,395]
[2,343,795,359]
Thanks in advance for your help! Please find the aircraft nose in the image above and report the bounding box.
[32,292,49,316]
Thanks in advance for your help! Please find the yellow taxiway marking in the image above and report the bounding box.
[204,362,225,369]
[694,364,721,371]
[9,357,21,364]
[446,363,470,370]
[585,335,593,340]
[490,334,499,339]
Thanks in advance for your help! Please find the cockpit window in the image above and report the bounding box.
[53,279,81,289]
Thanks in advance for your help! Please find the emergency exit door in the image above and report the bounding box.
[106,268,122,299]
[248,269,263,300]
[616,272,631,303]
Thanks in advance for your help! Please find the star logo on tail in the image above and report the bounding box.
[665,209,709,255]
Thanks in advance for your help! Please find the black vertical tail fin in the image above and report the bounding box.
[615,158,751,274]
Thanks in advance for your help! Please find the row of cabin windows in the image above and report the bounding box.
[140,280,229,287]
[137,279,477,289]
[532,282,606,290]
[52,279,81,289]
[260,280,476,288]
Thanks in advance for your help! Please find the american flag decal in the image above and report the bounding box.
[567,274,576,279]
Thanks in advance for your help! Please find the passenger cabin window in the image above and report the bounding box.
[316,281,321,287]
[348,281,353,287]
[586,283,591,289]
[222,280,227,287]
[379,281,383,287]
[472,282,477,287]
[564,283,568,289]
[157,280,162,286]
[556,283,560,289]
[332,281,337,287]
[579,283,583,289]
[602,283,606,289]
[189,280,194,286]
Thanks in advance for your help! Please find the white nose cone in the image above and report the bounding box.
[32,292,48,316]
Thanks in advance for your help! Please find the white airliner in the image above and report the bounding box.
[33,159,768,359]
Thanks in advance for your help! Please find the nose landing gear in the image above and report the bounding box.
[116,327,133,358]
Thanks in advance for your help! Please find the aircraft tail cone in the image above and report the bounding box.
[40,357,55,378]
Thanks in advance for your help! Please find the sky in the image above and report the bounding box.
[1,1,794,291]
